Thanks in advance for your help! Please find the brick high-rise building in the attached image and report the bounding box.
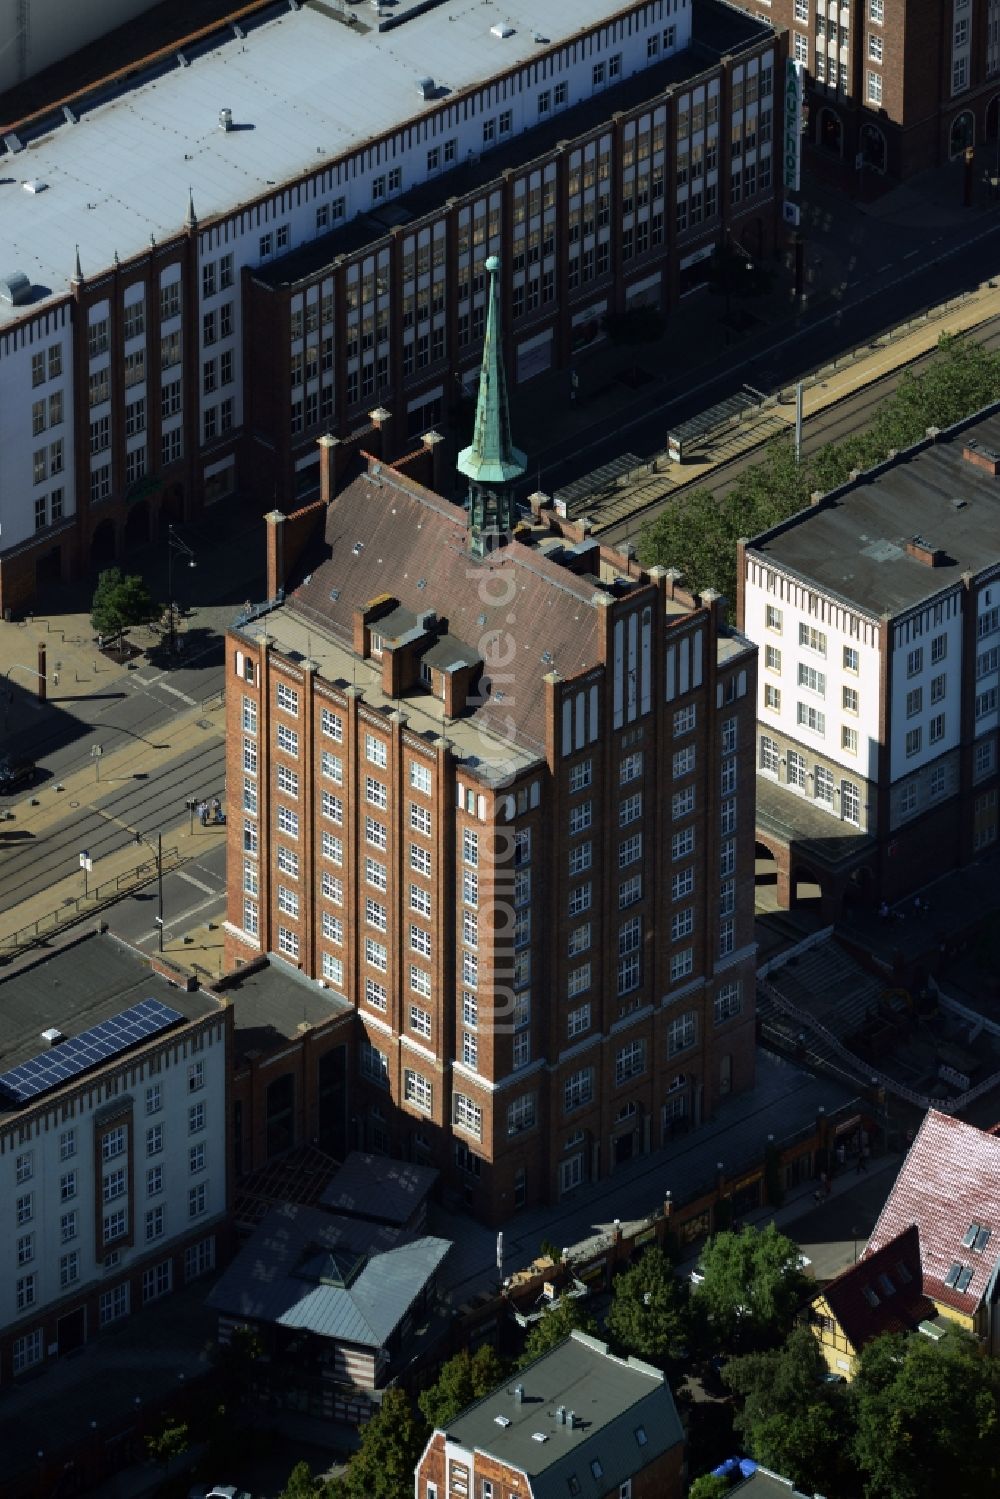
[731,0,1000,180]
[223,260,758,1225]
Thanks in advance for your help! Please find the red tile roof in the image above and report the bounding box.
[289,467,606,755]
[820,1224,934,1349]
[865,1109,1000,1315]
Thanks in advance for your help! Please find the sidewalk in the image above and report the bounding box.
[433,1049,862,1304]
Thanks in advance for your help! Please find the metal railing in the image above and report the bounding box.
[0,845,182,957]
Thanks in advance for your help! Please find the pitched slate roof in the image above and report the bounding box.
[819,1224,935,1349]
[441,1331,683,1499]
[865,1109,1000,1315]
[319,1152,437,1227]
[208,1200,449,1346]
[289,466,605,755]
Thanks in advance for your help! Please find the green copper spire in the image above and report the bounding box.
[457,255,527,557]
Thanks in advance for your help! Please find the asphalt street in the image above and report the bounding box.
[0,732,225,912]
[106,837,227,949]
[526,209,1000,504]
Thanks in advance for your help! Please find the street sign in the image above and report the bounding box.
[496,1231,504,1274]
[783,60,804,192]
[855,152,865,171]
[782,201,801,227]
[91,744,103,758]
[79,851,93,872]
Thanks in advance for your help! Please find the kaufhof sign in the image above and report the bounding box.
[783,59,804,192]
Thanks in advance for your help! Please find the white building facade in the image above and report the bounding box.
[0,1000,228,1380]
[739,416,1000,917]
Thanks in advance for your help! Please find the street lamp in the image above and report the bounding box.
[131,827,165,952]
[166,525,196,654]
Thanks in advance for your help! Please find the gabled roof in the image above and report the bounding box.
[865,1109,1000,1315]
[819,1225,935,1349]
[208,1200,449,1347]
[288,466,605,753]
[441,1331,683,1499]
[319,1152,437,1227]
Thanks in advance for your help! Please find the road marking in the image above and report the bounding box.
[877,263,893,272]
[155,682,197,705]
[136,892,223,944]
[176,868,219,895]
[903,250,919,260]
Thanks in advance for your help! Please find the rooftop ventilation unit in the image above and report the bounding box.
[40,1028,65,1047]
[531,1433,549,1443]
[494,1415,512,1428]
[23,180,47,194]
[219,108,233,132]
[0,271,32,306]
[514,1384,525,1405]
[417,77,436,100]
[3,131,24,153]
[491,22,515,38]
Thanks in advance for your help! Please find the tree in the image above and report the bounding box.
[279,1460,319,1499]
[850,1329,1000,1499]
[327,1388,427,1499]
[518,1297,597,1367]
[638,334,1000,604]
[692,1223,810,1350]
[90,567,154,645]
[144,1419,189,1479]
[418,1345,508,1428]
[688,1476,731,1499]
[605,1246,687,1364]
[723,1326,851,1493]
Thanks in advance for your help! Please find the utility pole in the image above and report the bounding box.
[795,382,804,464]
[157,833,164,953]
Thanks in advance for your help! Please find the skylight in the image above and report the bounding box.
[862,1286,880,1308]
[878,1274,896,1297]
[635,1426,648,1447]
[962,1222,980,1249]
[956,1267,974,1293]
[944,1262,963,1289]
[974,1226,992,1254]
[895,1261,912,1284]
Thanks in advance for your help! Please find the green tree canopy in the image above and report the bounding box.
[327,1388,427,1499]
[279,1460,320,1499]
[144,1419,189,1477]
[518,1297,597,1368]
[639,334,1000,601]
[418,1345,508,1429]
[604,1246,687,1364]
[90,567,154,642]
[688,1475,732,1499]
[723,1325,851,1493]
[693,1223,810,1350]
[850,1329,1000,1499]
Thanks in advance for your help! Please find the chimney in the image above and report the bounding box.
[265,510,286,600]
[555,1406,566,1425]
[318,433,344,505]
[905,536,945,568]
[421,430,447,494]
[368,407,392,461]
[567,1410,576,1430]
[962,438,1000,476]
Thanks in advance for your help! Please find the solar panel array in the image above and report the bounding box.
[0,998,184,1106]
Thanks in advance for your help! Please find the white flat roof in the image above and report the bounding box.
[0,0,640,324]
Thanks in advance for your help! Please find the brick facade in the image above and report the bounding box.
[733,0,1000,182]
[223,449,758,1226]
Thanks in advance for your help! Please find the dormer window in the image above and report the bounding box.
[962,1221,992,1253]
[420,660,433,687]
[370,632,384,659]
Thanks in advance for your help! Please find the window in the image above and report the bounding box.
[870,0,883,20]
[673,704,697,736]
[569,801,593,834]
[276,681,299,716]
[569,883,592,917]
[929,713,946,744]
[103,1167,127,1203]
[671,907,694,941]
[668,1011,697,1054]
[569,759,593,793]
[907,648,923,678]
[905,727,922,757]
[841,780,861,824]
[462,1031,478,1069]
[365,937,388,972]
[453,1093,483,1138]
[765,645,781,674]
[797,702,826,735]
[620,832,643,866]
[798,664,826,696]
[799,624,827,656]
[564,1067,594,1113]
[621,751,643,784]
[906,688,923,718]
[321,707,344,742]
[764,684,781,712]
[411,802,432,836]
[670,948,694,982]
[103,1208,127,1244]
[569,842,592,876]
[404,1071,433,1113]
[188,1183,207,1219]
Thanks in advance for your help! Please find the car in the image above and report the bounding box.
[690,1252,811,1287]
[0,755,36,795]
[188,1487,252,1499]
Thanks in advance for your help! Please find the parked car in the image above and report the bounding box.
[0,755,36,794]
[188,1487,252,1499]
[690,1252,811,1286]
